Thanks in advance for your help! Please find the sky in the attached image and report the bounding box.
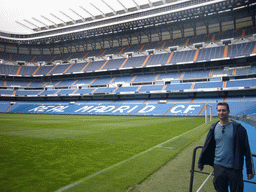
[0,0,158,34]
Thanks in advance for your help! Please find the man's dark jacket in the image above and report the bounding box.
[198,120,255,175]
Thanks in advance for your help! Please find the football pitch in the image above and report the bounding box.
[0,114,212,192]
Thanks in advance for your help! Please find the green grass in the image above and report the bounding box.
[0,114,211,192]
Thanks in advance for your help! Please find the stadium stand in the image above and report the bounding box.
[1,2,256,191]
[0,0,256,119]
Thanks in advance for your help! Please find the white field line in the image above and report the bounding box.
[0,129,100,135]
[55,124,206,192]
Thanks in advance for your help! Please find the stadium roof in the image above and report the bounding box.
[0,0,175,34]
[0,0,255,54]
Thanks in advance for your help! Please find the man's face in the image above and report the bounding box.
[217,105,230,121]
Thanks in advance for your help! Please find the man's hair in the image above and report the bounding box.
[217,102,230,112]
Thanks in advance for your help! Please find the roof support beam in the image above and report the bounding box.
[32,17,49,29]
[126,33,132,46]
[177,24,185,39]
[23,19,40,28]
[15,21,34,31]
[90,3,105,17]
[50,13,67,25]
[203,20,209,35]
[59,11,76,24]
[118,37,123,47]
[101,0,116,15]
[69,8,85,22]
[153,28,162,42]
[117,0,128,12]
[79,6,95,20]
[189,22,197,37]
[132,0,140,10]
[148,0,153,7]
[233,16,237,31]
[165,26,173,40]
[252,15,255,28]
[108,38,113,48]
[41,15,58,27]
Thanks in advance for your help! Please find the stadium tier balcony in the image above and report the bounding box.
[248,66,256,75]
[1,26,256,101]
[1,26,256,77]
[226,79,256,88]
[145,53,171,66]
[102,47,123,56]
[0,89,14,95]
[47,64,71,75]
[132,74,158,83]
[227,41,256,58]
[75,88,96,95]
[94,87,116,94]
[112,76,135,84]
[15,90,42,96]
[235,67,251,76]
[83,60,107,71]
[193,81,223,89]
[1,67,256,97]
[29,81,47,88]
[0,64,19,75]
[91,77,115,86]
[121,44,143,53]
[165,83,193,92]
[101,58,126,70]
[52,80,76,87]
[0,80,4,87]
[183,69,211,80]
[170,50,197,63]
[138,85,165,93]
[34,65,54,76]
[57,89,77,96]
[158,72,183,80]
[211,68,232,76]
[115,86,139,94]
[18,66,38,76]
[5,81,30,87]
[74,79,94,86]
[39,89,59,96]
[196,46,226,61]
[121,55,148,68]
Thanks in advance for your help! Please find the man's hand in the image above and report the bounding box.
[247,174,254,180]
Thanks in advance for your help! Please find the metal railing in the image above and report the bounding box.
[189,146,256,192]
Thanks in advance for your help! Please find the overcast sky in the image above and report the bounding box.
[0,0,158,34]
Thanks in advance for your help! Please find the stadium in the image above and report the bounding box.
[0,0,256,191]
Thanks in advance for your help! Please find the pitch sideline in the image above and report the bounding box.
[55,123,207,192]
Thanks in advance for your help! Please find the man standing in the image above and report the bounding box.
[198,102,255,192]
